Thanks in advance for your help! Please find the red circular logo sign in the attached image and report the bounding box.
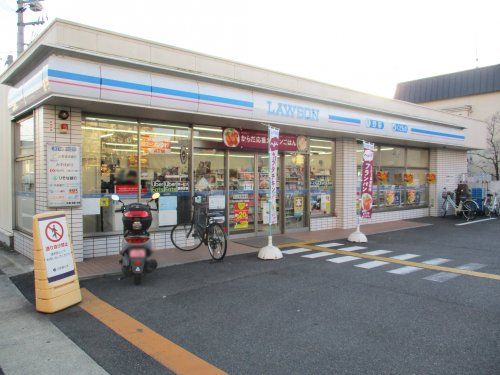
[45,221,64,243]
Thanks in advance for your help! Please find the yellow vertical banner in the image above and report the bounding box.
[33,212,82,313]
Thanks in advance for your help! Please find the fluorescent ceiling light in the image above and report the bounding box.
[229,155,254,159]
[193,126,222,133]
[310,145,332,150]
[85,117,138,125]
[194,153,224,157]
[140,122,188,130]
[82,126,136,134]
[104,143,137,147]
[310,138,332,143]
[100,134,114,139]
[380,147,394,151]
[193,136,222,141]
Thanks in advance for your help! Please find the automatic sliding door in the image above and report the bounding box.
[228,152,255,234]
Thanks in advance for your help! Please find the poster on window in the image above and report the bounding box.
[268,126,280,224]
[47,144,81,207]
[140,134,171,154]
[158,195,177,226]
[234,202,249,229]
[360,141,375,218]
[293,196,304,218]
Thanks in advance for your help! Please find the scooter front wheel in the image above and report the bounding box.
[133,273,142,285]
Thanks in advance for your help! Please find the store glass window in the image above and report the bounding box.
[310,139,334,216]
[357,143,429,212]
[82,117,139,233]
[14,116,35,233]
[284,153,307,229]
[139,122,191,229]
[193,148,226,221]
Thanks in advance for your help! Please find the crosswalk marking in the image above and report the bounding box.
[282,248,312,255]
[316,242,344,248]
[338,246,367,251]
[355,253,420,269]
[363,250,392,256]
[424,263,486,282]
[387,258,451,275]
[301,251,335,259]
[326,256,360,264]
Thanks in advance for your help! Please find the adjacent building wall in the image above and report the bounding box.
[0,85,13,246]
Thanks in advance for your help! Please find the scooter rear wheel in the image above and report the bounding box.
[133,273,142,285]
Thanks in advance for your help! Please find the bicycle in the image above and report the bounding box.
[170,195,227,260]
[482,192,500,217]
[441,188,479,221]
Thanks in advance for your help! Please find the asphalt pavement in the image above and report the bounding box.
[12,217,500,374]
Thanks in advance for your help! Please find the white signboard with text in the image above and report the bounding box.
[47,144,82,207]
[38,214,75,283]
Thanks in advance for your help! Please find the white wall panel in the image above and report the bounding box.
[100,65,151,106]
[151,74,198,113]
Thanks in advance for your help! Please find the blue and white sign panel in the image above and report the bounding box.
[8,55,469,148]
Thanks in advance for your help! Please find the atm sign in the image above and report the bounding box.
[392,123,408,133]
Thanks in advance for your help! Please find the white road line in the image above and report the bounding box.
[327,256,359,264]
[316,242,344,248]
[387,258,451,275]
[455,218,496,226]
[282,248,312,255]
[363,250,392,256]
[424,263,486,282]
[301,251,335,259]
[339,246,367,251]
[355,253,420,269]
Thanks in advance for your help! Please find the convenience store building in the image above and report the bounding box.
[0,19,486,261]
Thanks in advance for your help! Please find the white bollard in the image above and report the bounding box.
[257,236,283,260]
[348,224,368,243]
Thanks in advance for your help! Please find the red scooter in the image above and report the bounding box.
[112,192,160,285]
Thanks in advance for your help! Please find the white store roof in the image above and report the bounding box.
[0,19,487,150]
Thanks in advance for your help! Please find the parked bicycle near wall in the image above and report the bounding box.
[441,187,479,221]
[170,194,227,260]
[483,192,500,217]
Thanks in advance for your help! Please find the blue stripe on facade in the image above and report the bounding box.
[411,127,465,140]
[48,69,253,108]
[328,115,361,124]
[152,86,199,100]
[101,77,151,92]
[48,69,101,85]
[198,93,253,108]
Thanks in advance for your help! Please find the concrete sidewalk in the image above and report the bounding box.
[0,246,108,375]
[77,219,429,279]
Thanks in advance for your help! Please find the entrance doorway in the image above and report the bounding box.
[226,151,308,237]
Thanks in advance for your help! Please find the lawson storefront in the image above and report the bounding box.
[0,20,485,261]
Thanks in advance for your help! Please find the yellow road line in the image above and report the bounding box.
[79,288,227,375]
[283,243,500,281]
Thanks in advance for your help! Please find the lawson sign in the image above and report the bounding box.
[8,55,466,147]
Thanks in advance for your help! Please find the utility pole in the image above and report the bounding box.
[16,0,45,57]
[17,0,24,57]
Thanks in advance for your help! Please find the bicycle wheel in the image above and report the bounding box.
[171,223,203,251]
[462,201,478,221]
[207,223,227,261]
[483,202,491,217]
[441,201,448,217]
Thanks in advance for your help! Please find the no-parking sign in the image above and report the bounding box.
[37,214,75,283]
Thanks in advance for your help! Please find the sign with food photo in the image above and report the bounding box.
[403,173,414,184]
[360,141,375,219]
[223,128,240,147]
[376,170,388,184]
[426,172,436,184]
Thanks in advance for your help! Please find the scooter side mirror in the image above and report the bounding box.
[151,192,160,200]
[111,194,120,202]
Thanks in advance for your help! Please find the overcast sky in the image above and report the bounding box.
[1,0,499,98]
